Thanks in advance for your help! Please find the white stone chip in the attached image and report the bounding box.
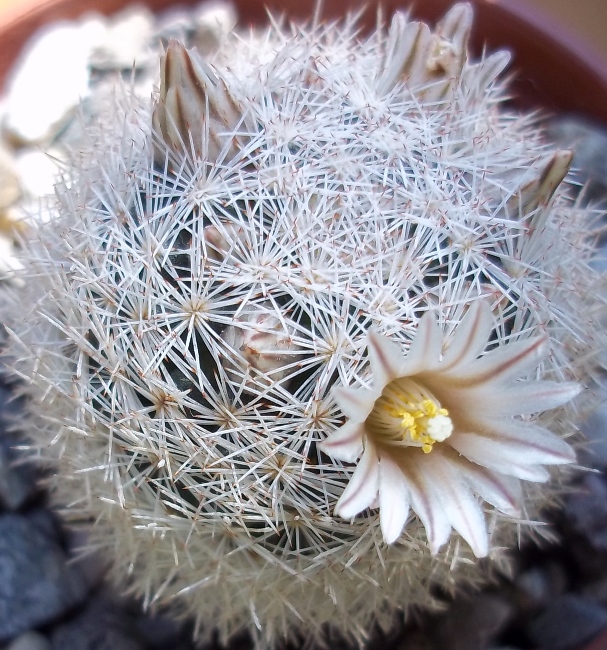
[0,234,24,282]
[15,149,60,200]
[194,0,237,36]
[89,6,156,71]
[2,16,108,145]
[0,144,21,210]
[193,1,238,54]
[5,631,52,650]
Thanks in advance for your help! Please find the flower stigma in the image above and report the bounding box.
[367,378,453,453]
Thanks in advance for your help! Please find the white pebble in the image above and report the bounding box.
[155,6,194,41]
[90,6,156,71]
[0,144,21,210]
[193,1,238,54]
[5,631,52,650]
[0,233,24,284]
[15,149,61,200]
[2,16,107,144]
[194,0,237,36]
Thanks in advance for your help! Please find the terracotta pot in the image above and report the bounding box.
[1,0,607,126]
[581,627,607,650]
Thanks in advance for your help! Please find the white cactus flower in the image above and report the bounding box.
[320,300,579,556]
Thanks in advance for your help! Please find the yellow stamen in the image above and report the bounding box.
[367,379,454,452]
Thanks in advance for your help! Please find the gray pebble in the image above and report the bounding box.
[51,596,144,650]
[0,441,36,512]
[395,628,434,650]
[5,631,51,650]
[25,508,61,540]
[430,593,513,650]
[582,576,607,608]
[579,398,607,469]
[136,611,196,650]
[527,593,607,649]
[0,381,39,512]
[63,527,108,592]
[0,511,87,642]
[546,116,607,204]
[515,562,568,613]
[565,473,607,551]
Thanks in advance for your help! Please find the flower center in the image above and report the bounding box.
[366,378,453,453]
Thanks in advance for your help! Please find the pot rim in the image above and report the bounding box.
[1,0,606,125]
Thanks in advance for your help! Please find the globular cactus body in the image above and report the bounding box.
[4,4,606,647]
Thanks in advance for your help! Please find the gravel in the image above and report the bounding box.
[0,511,87,641]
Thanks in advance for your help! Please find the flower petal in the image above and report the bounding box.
[335,442,380,519]
[500,463,550,482]
[378,453,410,544]
[449,432,556,481]
[451,427,572,467]
[441,300,493,371]
[457,458,522,517]
[368,331,407,386]
[470,417,576,464]
[401,310,443,374]
[400,455,451,554]
[457,380,581,417]
[423,452,489,558]
[332,385,375,421]
[448,336,547,386]
[319,420,365,462]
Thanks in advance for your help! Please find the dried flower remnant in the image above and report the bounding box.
[378,4,472,98]
[222,301,305,388]
[152,39,244,163]
[320,301,580,556]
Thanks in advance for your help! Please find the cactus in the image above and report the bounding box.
[4,3,606,647]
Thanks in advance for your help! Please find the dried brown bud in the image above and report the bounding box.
[507,150,573,218]
[203,223,245,262]
[222,304,303,388]
[152,40,244,164]
[378,3,473,101]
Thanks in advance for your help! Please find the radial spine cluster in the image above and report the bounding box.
[4,3,606,647]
